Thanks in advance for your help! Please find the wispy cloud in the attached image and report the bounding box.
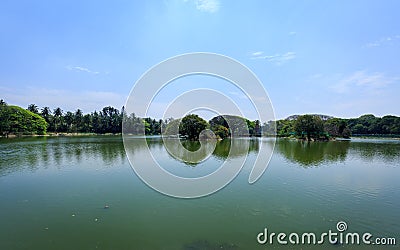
[288,31,297,36]
[251,51,296,65]
[364,35,400,48]
[331,71,398,93]
[251,51,264,56]
[66,65,100,74]
[195,0,220,13]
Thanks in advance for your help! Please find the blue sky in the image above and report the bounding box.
[1,0,399,119]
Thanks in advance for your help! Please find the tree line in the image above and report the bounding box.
[1,99,399,139]
[125,114,261,140]
[268,114,400,140]
[0,99,263,139]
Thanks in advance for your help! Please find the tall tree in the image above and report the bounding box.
[40,107,52,126]
[294,115,324,141]
[324,118,351,138]
[64,111,74,132]
[27,104,39,114]
[74,109,83,132]
[1,105,47,136]
[91,111,101,133]
[179,114,208,140]
[0,101,11,137]
[53,107,63,133]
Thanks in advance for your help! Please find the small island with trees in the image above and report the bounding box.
[1,99,399,141]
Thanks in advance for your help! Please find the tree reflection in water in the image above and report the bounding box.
[1,136,399,177]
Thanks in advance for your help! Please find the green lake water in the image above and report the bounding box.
[0,136,399,249]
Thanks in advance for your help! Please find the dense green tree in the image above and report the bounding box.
[209,116,229,139]
[212,125,229,139]
[53,107,63,133]
[209,115,228,129]
[275,119,295,137]
[246,119,255,136]
[74,109,83,132]
[91,111,101,133]
[40,107,52,123]
[99,106,121,134]
[324,118,351,138]
[27,104,39,114]
[143,117,162,135]
[1,105,47,136]
[254,120,261,137]
[380,115,400,134]
[352,124,367,134]
[81,114,92,133]
[209,115,251,137]
[347,114,400,135]
[63,111,74,132]
[0,101,11,136]
[179,114,208,140]
[294,115,324,141]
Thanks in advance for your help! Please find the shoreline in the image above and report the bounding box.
[1,133,122,138]
[1,133,399,140]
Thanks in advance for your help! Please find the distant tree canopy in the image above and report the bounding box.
[271,114,400,139]
[162,114,261,140]
[274,115,346,140]
[0,99,399,138]
[294,115,324,141]
[209,115,261,138]
[324,118,351,138]
[0,101,47,136]
[348,114,400,135]
[179,114,208,140]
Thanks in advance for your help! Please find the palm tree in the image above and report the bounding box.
[53,107,63,133]
[74,109,83,132]
[27,104,39,114]
[40,107,52,125]
[64,111,74,132]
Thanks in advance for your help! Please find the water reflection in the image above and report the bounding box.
[212,138,260,160]
[348,139,400,164]
[0,136,127,176]
[124,137,262,167]
[274,139,400,167]
[274,139,350,167]
[1,137,399,177]
[162,138,261,164]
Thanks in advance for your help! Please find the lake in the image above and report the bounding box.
[0,136,399,249]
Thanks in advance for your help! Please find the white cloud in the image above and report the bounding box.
[251,51,264,56]
[331,71,397,93]
[251,51,296,65]
[195,0,220,13]
[288,31,297,36]
[364,35,400,48]
[66,65,100,74]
